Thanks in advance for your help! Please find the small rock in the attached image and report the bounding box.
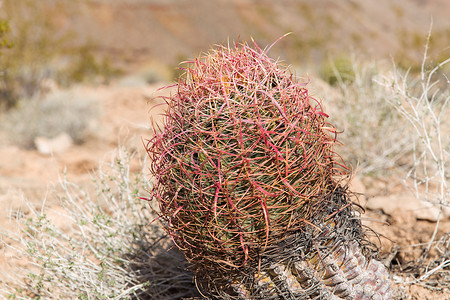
[367,193,450,222]
[35,132,73,155]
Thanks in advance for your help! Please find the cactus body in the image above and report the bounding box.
[146,40,392,299]
[231,232,392,299]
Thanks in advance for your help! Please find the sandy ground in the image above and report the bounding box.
[0,81,449,299]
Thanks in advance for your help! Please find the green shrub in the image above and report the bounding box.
[319,55,356,85]
[0,19,11,52]
[0,18,14,110]
[65,45,123,85]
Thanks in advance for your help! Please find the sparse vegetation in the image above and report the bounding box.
[1,147,199,299]
[0,89,99,149]
[318,56,413,176]
[65,44,123,85]
[0,18,13,109]
[0,19,11,53]
[380,42,449,213]
[377,38,450,290]
[0,0,122,111]
[396,27,450,74]
[318,40,449,294]
[320,55,356,85]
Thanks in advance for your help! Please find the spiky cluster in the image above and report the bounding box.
[148,42,345,265]
[146,41,391,298]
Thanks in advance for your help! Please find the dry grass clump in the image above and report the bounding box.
[324,34,450,294]
[320,41,448,182]
[378,52,449,218]
[318,56,414,176]
[0,147,199,299]
[0,88,99,149]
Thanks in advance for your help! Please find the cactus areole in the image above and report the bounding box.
[146,40,392,299]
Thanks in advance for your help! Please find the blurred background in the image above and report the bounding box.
[1,0,449,102]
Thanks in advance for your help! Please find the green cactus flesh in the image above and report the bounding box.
[146,40,392,299]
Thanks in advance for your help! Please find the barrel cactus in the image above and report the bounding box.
[145,40,392,299]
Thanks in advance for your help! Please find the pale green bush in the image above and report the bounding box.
[0,89,98,149]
